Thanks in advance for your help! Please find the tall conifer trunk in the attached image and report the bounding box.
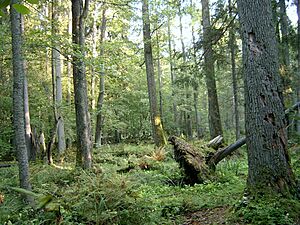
[237,0,296,194]
[201,0,223,139]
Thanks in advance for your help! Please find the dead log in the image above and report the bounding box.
[207,138,246,170]
[207,135,224,150]
[168,136,209,184]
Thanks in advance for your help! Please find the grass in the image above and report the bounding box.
[0,141,299,224]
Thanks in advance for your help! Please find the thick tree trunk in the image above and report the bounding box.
[168,136,208,184]
[297,0,300,134]
[72,0,93,169]
[95,7,107,147]
[228,0,240,141]
[52,0,66,157]
[237,0,296,195]
[142,0,167,147]
[201,0,223,139]
[10,0,32,202]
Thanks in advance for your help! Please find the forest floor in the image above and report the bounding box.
[0,138,300,224]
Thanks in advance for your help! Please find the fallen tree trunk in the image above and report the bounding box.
[168,136,209,184]
[169,102,300,183]
[207,138,246,170]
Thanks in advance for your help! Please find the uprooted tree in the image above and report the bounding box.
[169,102,300,185]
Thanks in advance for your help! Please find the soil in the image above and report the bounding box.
[182,206,236,225]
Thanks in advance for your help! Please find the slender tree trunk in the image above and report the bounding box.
[229,0,240,141]
[237,0,296,195]
[72,0,92,169]
[10,0,32,202]
[52,0,66,157]
[155,26,163,123]
[201,0,223,139]
[95,7,107,147]
[67,7,72,106]
[167,14,179,135]
[296,0,300,134]
[178,2,193,139]
[190,0,202,139]
[24,76,33,160]
[91,3,100,110]
[142,0,167,147]
[279,0,290,68]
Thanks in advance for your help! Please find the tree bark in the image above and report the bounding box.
[90,3,100,110]
[190,0,202,139]
[10,0,32,202]
[52,0,66,157]
[178,2,193,139]
[155,25,163,124]
[228,0,240,141]
[142,0,167,147]
[167,13,179,135]
[95,6,107,147]
[72,0,93,169]
[296,0,300,134]
[237,0,296,195]
[201,0,223,139]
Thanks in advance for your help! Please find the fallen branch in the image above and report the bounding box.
[169,101,300,181]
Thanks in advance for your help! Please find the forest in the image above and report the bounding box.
[1,0,300,224]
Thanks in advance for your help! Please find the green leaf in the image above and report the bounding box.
[0,10,5,17]
[12,4,30,14]
[10,187,40,198]
[26,0,38,4]
[0,0,10,8]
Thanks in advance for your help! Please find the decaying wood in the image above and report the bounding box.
[169,102,300,182]
[168,136,209,184]
[207,135,223,150]
[207,138,246,170]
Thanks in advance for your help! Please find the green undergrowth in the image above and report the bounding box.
[2,142,295,225]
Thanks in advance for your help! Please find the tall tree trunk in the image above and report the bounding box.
[142,0,167,147]
[237,0,296,195]
[190,0,202,139]
[228,0,240,141]
[10,0,32,202]
[279,0,290,68]
[296,0,300,134]
[52,0,66,157]
[167,13,179,135]
[91,3,100,110]
[72,0,92,169]
[155,26,163,123]
[19,15,33,161]
[95,6,107,147]
[67,6,72,106]
[201,0,223,139]
[178,2,192,139]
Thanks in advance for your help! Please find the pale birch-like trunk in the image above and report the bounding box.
[52,0,66,156]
